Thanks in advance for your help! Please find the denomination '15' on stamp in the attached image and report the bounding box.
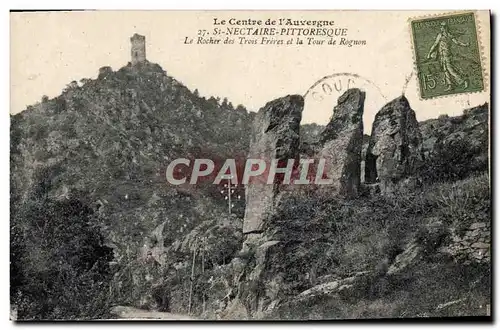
[410,12,484,99]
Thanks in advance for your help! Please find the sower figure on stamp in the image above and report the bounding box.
[427,21,470,91]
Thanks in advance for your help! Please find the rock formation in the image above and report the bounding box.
[242,95,303,236]
[237,90,365,318]
[242,89,364,240]
[365,95,422,194]
[317,88,365,197]
[238,94,305,317]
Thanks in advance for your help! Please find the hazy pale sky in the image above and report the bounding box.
[11,11,490,131]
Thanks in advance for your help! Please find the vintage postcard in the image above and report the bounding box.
[10,10,491,321]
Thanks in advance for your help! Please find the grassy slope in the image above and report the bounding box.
[268,172,490,319]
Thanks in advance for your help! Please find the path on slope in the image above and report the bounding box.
[111,306,197,320]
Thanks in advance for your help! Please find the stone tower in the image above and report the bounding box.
[130,33,146,65]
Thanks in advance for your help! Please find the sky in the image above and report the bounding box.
[10,11,490,132]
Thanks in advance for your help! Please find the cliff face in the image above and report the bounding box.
[10,61,253,264]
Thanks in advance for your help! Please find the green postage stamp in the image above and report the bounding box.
[410,12,484,99]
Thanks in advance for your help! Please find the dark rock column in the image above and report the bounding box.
[242,95,303,236]
[238,95,303,318]
[365,95,423,194]
[317,88,365,197]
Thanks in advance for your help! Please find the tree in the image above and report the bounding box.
[68,81,78,89]
[235,104,247,113]
[80,78,92,86]
[207,96,218,108]
[98,66,113,79]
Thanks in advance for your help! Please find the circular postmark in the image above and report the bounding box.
[303,73,388,134]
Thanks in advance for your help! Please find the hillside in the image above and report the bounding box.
[11,60,253,244]
[10,60,490,320]
[418,104,489,182]
[10,61,254,319]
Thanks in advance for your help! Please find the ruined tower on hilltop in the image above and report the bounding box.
[130,33,146,65]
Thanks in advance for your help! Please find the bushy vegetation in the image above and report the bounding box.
[102,212,243,318]
[418,137,488,183]
[260,170,490,319]
[426,173,490,234]
[11,171,113,320]
[417,103,488,184]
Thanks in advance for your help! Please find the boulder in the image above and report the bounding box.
[297,271,371,298]
[265,271,373,320]
[365,95,422,194]
[471,242,489,249]
[242,95,303,235]
[387,242,422,275]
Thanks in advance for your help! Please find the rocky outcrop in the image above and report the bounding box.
[240,240,283,318]
[419,103,488,157]
[440,222,491,264]
[387,217,491,277]
[365,95,422,194]
[237,90,366,319]
[242,95,303,235]
[387,219,447,276]
[317,89,365,197]
[110,306,196,320]
[242,89,364,239]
